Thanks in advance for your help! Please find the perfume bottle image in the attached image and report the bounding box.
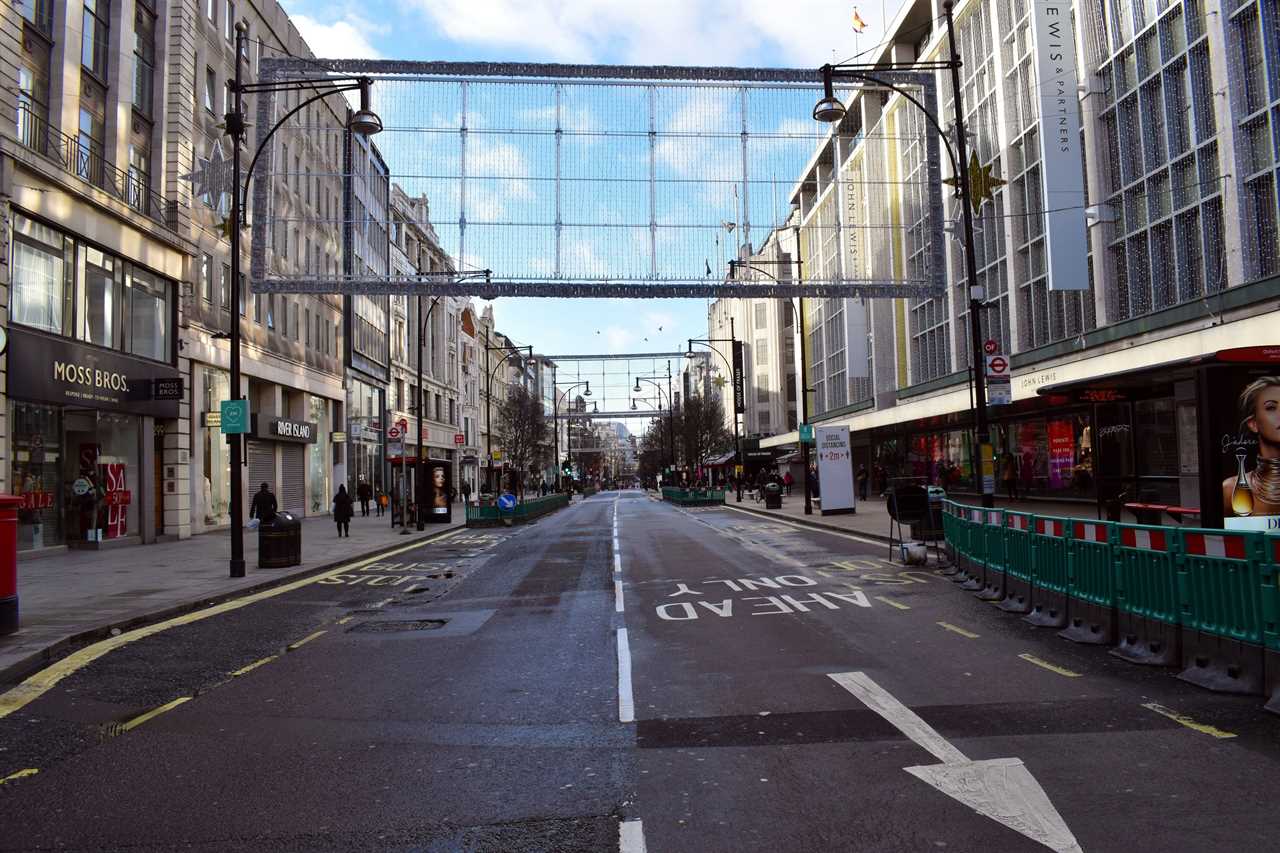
[1230,449,1254,517]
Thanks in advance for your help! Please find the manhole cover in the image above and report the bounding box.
[348,619,448,633]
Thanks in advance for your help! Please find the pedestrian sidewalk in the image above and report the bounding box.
[1,506,466,683]
[725,492,1100,542]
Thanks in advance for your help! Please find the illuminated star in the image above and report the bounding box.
[943,152,1006,214]
[180,142,234,210]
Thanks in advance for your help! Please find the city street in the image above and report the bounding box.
[1,491,1278,851]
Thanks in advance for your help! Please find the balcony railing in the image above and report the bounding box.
[16,105,170,228]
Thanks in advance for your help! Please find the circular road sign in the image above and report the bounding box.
[497,493,517,512]
[387,426,401,439]
[988,356,1008,374]
[983,338,998,355]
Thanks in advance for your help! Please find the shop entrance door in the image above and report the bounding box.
[154,433,165,534]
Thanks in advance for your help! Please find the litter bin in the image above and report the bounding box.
[259,511,301,568]
[764,482,783,509]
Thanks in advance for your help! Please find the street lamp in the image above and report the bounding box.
[224,22,381,577]
[686,336,743,501]
[634,374,675,474]
[554,380,590,490]
[482,338,533,493]
[812,0,994,508]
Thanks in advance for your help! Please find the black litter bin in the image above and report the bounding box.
[258,511,301,568]
[764,482,783,509]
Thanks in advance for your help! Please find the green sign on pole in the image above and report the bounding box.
[799,424,814,443]
[220,399,249,434]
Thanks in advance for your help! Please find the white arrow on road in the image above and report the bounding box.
[829,671,1082,853]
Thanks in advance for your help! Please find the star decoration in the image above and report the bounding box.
[943,152,1006,214]
[712,375,728,389]
[180,142,234,210]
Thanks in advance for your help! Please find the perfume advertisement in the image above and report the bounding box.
[1212,368,1280,531]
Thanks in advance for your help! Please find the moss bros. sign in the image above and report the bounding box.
[7,327,180,418]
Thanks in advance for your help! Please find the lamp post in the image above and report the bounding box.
[812,2,993,507]
[223,22,381,577]
[634,374,674,473]
[686,337,742,501]
[554,381,591,490]
[482,336,533,493]
[411,293,442,532]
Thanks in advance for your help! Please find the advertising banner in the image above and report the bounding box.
[420,458,453,524]
[1029,0,1089,291]
[1206,365,1280,531]
[816,425,856,515]
[732,341,746,414]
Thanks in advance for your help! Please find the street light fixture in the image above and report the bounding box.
[634,373,675,475]
[553,380,590,490]
[686,337,743,501]
[223,23,381,578]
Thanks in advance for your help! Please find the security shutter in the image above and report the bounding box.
[247,440,275,498]
[281,443,305,515]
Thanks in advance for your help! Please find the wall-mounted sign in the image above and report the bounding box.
[260,417,317,443]
[732,341,746,414]
[454,433,465,445]
[203,411,222,428]
[6,327,180,418]
[152,377,184,400]
[331,431,347,443]
[220,399,249,434]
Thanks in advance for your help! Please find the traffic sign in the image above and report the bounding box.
[985,354,1009,377]
[387,426,402,439]
[988,381,1012,406]
[983,338,998,356]
[387,441,405,458]
[454,433,465,444]
[219,399,249,434]
[798,424,814,443]
[497,493,517,512]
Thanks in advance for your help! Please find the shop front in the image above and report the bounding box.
[7,327,180,552]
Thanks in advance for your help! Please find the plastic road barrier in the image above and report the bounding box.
[1060,520,1118,646]
[1000,511,1035,614]
[974,509,1007,602]
[1266,535,1280,713]
[1112,524,1181,667]
[1026,516,1070,629]
[1178,529,1267,695]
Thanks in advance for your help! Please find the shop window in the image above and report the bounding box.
[201,367,231,527]
[1134,398,1179,477]
[10,400,63,551]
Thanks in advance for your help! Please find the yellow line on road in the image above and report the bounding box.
[936,621,980,639]
[0,528,465,721]
[287,630,326,651]
[875,596,911,610]
[121,696,191,732]
[0,768,39,785]
[337,616,354,625]
[1142,702,1237,739]
[1018,653,1082,678]
[229,655,278,677]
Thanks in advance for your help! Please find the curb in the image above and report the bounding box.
[0,525,462,686]
[724,502,893,544]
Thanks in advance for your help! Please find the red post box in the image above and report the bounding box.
[0,495,23,635]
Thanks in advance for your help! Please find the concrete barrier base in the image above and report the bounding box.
[974,567,1005,601]
[1111,612,1180,666]
[1024,586,1068,629]
[1264,648,1280,715]
[997,575,1032,613]
[1176,628,1264,695]
[1057,599,1114,645]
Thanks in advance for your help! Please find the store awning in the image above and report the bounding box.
[1037,346,1280,401]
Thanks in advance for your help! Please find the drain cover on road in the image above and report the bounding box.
[348,619,448,633]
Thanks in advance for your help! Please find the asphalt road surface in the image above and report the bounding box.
[2,491,1279,851]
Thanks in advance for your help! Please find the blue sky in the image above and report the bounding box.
[280,0,904,412]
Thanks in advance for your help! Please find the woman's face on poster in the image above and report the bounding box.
[1249,386,1280,447]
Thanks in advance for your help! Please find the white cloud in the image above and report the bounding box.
[603,325,635,353]
[292,14,384,60]
[408,0,899,66]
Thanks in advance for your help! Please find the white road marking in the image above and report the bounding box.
[829,671,1081,853]
[722,505,889,549]
[615,579,625,612]
[616,628,635,723]
[619,818,647,852]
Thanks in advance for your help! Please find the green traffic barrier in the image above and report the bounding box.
[1177,528,1268,695]
[958,506,987,590]
[1000,511,1035,614]
[1026,516,1071,629]
[1265,535,1280,713]
[975,508,1007,602]
[940,500,966,580]
[465,493,570,527]
[1061,519,1119,645]
[661,487,725,506]
[1112,523,1181,667]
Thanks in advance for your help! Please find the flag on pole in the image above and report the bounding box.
[852,8,867,33]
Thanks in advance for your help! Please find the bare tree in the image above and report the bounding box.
[497,385,548,498]
[677,395,733,469]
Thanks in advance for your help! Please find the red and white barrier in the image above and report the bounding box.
[1120,527,1168,551]
[1073,522,1108,543]
[1183,532,1247,559]
[1037,518,1064,537]
[1007,514,1030,531]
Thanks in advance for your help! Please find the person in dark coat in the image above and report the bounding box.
[333,484,354,537]
[249,483,277,524]
[356,478,373,516]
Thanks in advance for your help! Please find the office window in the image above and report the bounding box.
[754,303,767,329]
[132,0,157,118]
[239,273,246,316]
[206,0,216,22]
[200,253,213,301]
[224,0,234,41]
[266,294,274,329]
[219,263,230,311]
[81,0,109,79]
[755,338,768,363]
[253,291,261,323]
[292,302,300,341]
[204,67,217,113]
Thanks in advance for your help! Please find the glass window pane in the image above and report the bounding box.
[127,267,168,360]
[79,245,117,348]
[12,229,65,334]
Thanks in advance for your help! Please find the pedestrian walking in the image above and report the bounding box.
[807,467,820,499]
[783,470,794,495]
[249,482,277,524]
[376,489,388,517]
[355,478,372,516]
[333,484,354,537]
[461,480,472,504]
[1000,451,1019,500]
[856,464,869,501]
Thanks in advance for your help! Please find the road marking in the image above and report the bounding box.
[619,818,647,852]
[875,596,911,610]
[229,655,278,677]
[121,696,192,732]
[615,579,625,612]
[1019,653,1082,678]
[937,621,980,639]
[0,528,466,720]
[287,630,327,651]
[0,768,39,785]
[614,552,622,573]
[616,628,635,723]
[829,672,1081,852]
[337,616,354,625]
[1142,702,1237,739]
[723,505,887,549]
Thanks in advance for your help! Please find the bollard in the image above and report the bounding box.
[0,495,23,635]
